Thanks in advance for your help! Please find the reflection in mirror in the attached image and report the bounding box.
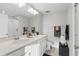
[8,18,19,40]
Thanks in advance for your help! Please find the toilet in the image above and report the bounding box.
[46,41,59,50]
[46,41,59,56]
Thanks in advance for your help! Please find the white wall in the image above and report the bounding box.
[43,11,68,45]
[28,14,43,34]
[18,17,29,35]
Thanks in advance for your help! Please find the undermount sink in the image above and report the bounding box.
[0,39,15,45]
[0,39,29,45]
[0,37,23,45]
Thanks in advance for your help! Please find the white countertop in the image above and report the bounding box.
[0,35,47,56]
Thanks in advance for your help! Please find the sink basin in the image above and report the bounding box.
[0,37,25,45]
[0,38,15,45]
[12,39,32,45]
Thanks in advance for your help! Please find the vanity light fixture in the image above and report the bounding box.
[27,7,39,15]
[13,3,26,8]
[18,3,26,8]
[13,3,38,15]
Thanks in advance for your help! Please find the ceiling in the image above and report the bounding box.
[31,3,70,14]
[0,3,70,18]
[0,3,33,18]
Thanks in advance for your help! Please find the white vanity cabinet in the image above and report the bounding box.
[2,35,47,56]
[25,37,47,56]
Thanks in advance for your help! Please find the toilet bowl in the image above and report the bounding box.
[47,41,59,50]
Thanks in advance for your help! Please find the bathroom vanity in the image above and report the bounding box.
[0,35,47,56]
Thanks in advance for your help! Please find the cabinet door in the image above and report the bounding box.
[25,44,41,56]
[43,40,46,53]
[25,45,32,56]
[31,44,41,56]
[7,48,25,56]
[40,39,46,55]
[25,50,31,56]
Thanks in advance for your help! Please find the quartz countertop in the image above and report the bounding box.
[0,35,47,56]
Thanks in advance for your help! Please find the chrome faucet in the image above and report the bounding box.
[15,37,19,40]
[13,35,19,40]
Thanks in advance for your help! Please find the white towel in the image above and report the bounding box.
[60,35,66,44]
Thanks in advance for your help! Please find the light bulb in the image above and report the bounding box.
[27,8,39,15]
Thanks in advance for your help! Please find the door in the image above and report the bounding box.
[8,19,19,37]
[0,14,8,37]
